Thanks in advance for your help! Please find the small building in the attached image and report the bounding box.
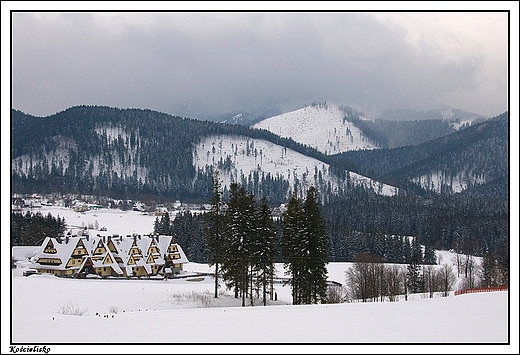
[154,207,169,216]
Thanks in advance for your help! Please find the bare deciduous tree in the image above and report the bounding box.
[386,264,405,302]
[438,263,456,297]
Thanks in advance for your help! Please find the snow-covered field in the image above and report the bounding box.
[27,205,163,237]
[6,205,517,353]
[9,269,510,344]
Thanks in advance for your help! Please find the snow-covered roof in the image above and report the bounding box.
[29,234,189,276]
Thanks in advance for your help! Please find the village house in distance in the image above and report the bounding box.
[29,234,189,279]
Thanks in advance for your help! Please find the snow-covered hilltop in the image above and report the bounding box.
[252,102,379,155]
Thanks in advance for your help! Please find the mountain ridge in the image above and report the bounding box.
[11,105,508,201]
[334,112,508,198]
[251,102,488,152]
[11,106,396,204]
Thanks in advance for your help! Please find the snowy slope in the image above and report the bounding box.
[193,135,398,198]
[252,103,379,155]
[412,169,487,194]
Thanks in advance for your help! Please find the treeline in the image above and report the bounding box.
[145,187,510,286]
[324,194,508,259]
[344,254,457,302]
[328,228,437,265]
[11,211,66,246]
[154,210,208,263]
[160,190,508,280]
[343,245,508,303]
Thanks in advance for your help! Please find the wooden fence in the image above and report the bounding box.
[454,286,508,296]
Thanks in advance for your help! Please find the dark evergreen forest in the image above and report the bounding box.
[162,192,508,266]
[335,112,508,199]
[323,194,508,261]
[11,211,66,246]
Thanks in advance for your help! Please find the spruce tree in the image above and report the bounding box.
[481,251,498,288]
[154,212,171,235]
[407,240,424,294]
[205,171,224,298]
[222,183,256,306]
[281,192,304,304]
[253,196,277,306]
[423,243,437,265]
[302,186,329,304]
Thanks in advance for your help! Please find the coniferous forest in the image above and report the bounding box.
[11,106,510,284]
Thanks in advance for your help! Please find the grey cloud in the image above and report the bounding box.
[11,12,508,118]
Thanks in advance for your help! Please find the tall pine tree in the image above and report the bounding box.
[221,183,256,306]
[281,192,304,304]
[205,171,224,298]
[303,186,329,304]
[407,237,424,294]
[253,196,277,306]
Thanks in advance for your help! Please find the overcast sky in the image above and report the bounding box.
[7,9,513,118]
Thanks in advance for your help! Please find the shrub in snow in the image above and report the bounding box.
[58,300,89,316]
[327,285,347,304]
[168,291,216,308]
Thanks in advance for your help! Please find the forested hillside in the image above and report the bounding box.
[323,193,508,260]
[11,106,352,203]
[346,116,456,148]
[335,112,508,198]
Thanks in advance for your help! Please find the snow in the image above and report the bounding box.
[9,273,510,344]
[412,169,487,194]
[30,205,159,236]
[11,123,149,184]
[252,103,379,155]
[6,206,517,353]
[194,134,398,197]
[7,266,513,351]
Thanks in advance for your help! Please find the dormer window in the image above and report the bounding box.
[44,240,57,254]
